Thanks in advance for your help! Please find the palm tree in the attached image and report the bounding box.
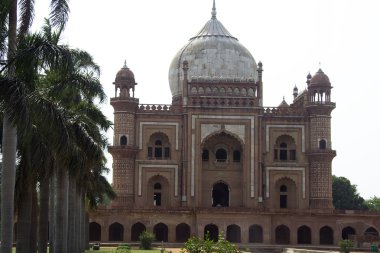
[1,1,70,252]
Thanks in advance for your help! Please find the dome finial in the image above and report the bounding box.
[123,60,128,68]
[211,0,217,19]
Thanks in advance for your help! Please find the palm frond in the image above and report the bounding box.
[49,0,69,30]
[18,0,35,39]
[0,0,13,58]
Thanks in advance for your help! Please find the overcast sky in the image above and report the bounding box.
[32,0,380,199]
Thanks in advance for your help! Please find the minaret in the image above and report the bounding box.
[306,69,336,209]
[109,62,139,205]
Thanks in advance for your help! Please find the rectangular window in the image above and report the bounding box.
[290,150,296,160]
[164,147,170,158]
[274,149,278,160]
[280,150,287,160]
[155,147,162,159]
[148,147,152,158]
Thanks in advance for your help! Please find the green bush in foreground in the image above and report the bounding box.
[113,243,131,253]
[182,232,239,253]
[139,230,156,250]
[339,239,354,253]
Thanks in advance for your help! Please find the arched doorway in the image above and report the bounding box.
[275,225,290,244]
[275,178,297,209]
[226,224,241,243]
[109,222,124,241]
[131,222,146,241]
[154,223,168,242]
[342,226,356,240]
[320,226,334,245]
[249,225,263,243]
[89,222,101,241]
[176,223,191,242]
[212,182,229,207]
[204,224,219,242]
[148,176,169,207]
[297,225,311,244]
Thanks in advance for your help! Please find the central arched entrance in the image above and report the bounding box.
[212,182,229,207]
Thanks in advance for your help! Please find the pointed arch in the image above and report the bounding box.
[109,222,124,241]
[275,225,290,244]
[89,222,101,241]
[154,223,168,242]
[204,224,219,242]
[249,225,263,243]
[212,181,229,207]
[320,226,334,245]
[297,225,311,244]
[176,223,191,242]
[131,222,146,241]
[226,224,241,243]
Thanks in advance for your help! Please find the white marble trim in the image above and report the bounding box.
[265,125,305,152]
[138,164,179,196]
[139,122,179,150]
[265,166,306,199]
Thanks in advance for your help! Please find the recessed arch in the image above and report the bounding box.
[275,225,290,244]
[274,134,296,161]
[109,222,124,241]
[131,222,146,241]
[212,182,229,207]
[204,224,219,242]
[120,135,127,146]
[176,223,191,243]
[89,222,101,241]
[154,223,168,242]
[364,227,379,236]
[148,175,169,207]
[249,225,263,243]
[342,226,356,240]
[320,226,334,245]
[297,225,311,244]
[147,132,171,160]
[275,177,297,209]
[226,224,241,243]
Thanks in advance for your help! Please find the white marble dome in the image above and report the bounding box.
[168,3,258,99]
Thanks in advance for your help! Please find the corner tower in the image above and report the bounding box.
[306,69,336,209]
[109,62,139,205]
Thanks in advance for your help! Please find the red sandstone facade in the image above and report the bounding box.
[89,2,380,247]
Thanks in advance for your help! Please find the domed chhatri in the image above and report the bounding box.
[113,61,136,98]
[168,0,258,99]
[309,68,331,87]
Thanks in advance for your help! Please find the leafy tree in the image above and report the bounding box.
[365,196,380,211]
[332,175,368,210]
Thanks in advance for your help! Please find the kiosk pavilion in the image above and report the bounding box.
[89,1,380,246]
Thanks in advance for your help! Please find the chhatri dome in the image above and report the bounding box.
[168,0,258,99]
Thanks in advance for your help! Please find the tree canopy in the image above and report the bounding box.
[332,175,368,210]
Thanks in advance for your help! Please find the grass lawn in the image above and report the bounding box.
[84,248,169,253]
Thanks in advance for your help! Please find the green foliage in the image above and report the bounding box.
[182,232,239,253]
[365,196,380,211]
[339,239,354,253]
[139,230,155,250]
[214,233,239,253]
[113,243,131,253]
[333,175,368,210]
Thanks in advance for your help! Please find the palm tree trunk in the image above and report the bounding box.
[30,187,38,253]
[49,170,56,253]
[54,168,68,253]
[1,1,18,253]
[16,176,33,253]
[68,175,77,253]
[38,177,50,253]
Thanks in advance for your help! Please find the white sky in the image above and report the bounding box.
[32,0,380,199]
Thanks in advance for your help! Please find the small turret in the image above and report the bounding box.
[113,61,137,98]
[293,85,298,100]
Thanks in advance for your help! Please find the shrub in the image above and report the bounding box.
[181,232,240,253]
[139,230,155,250]
[114,243,131,253]
[339,239,354,253]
